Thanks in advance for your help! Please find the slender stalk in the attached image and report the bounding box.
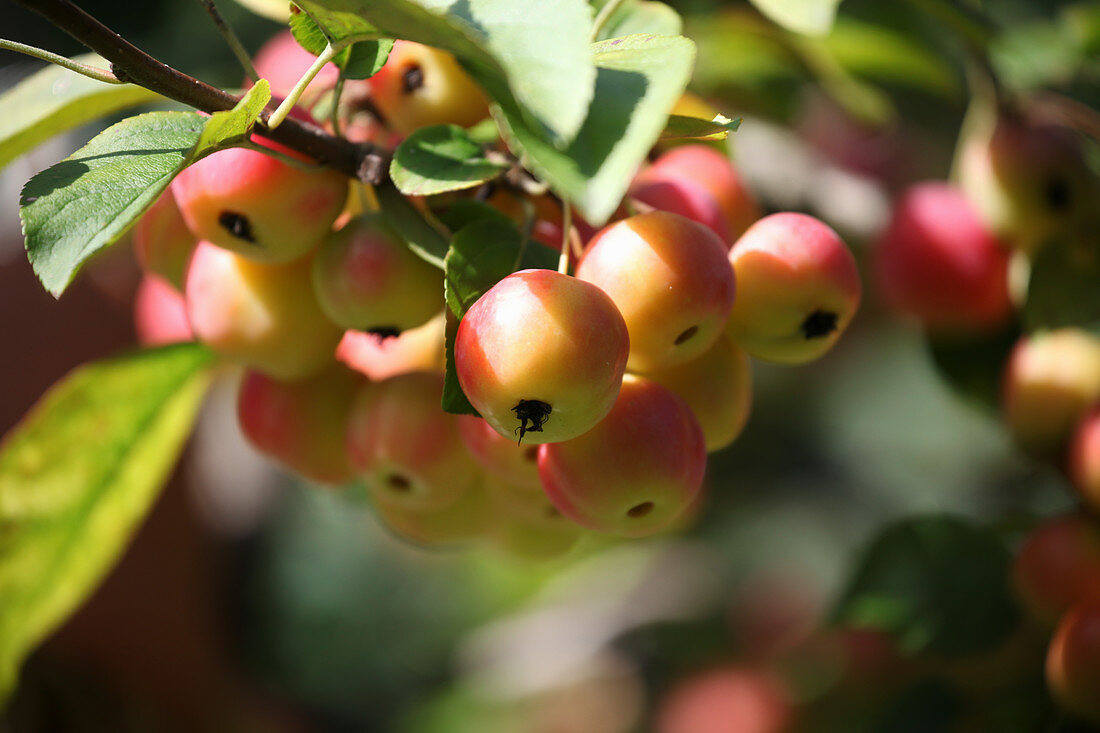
[330,76,346,136]
[558,202,572,274]
[590,0,628,42]
[198,0,258,82]
[268,34,375,129]
[0,38,123,83]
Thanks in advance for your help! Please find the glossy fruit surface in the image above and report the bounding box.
[336,311,446,381]
[132,191,196,290]
[134,275,194,347]
[458,415,542,491]
[370,479,493,548]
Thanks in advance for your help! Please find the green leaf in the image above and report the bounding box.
[374,182,451,268]
[497,33,694,225]
[749,0,843,37]
[1024,235,1100,334]
[289,3,391,78]
[595,0,682,40]
[659,114,741,141]
[0,54,164,173]
[823,18,960,97]
[434,199,512,232]
[832,515,1018,658]
[391,124,509,196]
[297,0,596,147]
[341,40,395,79]
[0,344,215,700]
[20,82,271,297]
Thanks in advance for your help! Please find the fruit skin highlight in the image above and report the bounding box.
[726,212,861,365]
[455,269,629,444]
[1047,600,1100,723]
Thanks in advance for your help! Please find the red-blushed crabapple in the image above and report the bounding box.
[638,145,761,244]
[1002,329,1100,457]
[134,275,194,347]
[645,334,752,452]
[251,29,340,103]
[725,212,861,365]
[346,371,479,510]
[458,415,542,491]
[578,211,735,372]
[132,191,196,291]
[538,375,706,538]
[185,241,343,380]
[655,667,793,733]
[171,140,348,264]
[1046,599,1100,723]
[367,40,489,135]
[336,311,446,381]
[236,365,359,485]
[874,182,1012,332]
[1013,514,1100,627]
[629,176,731,246]
[311,214,442,334]
[455,269,629,444]
[369,479,494,548]
[1068,408,1100,514]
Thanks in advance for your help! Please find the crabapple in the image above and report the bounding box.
[656,667,792,733]
[645,334,752,452]
[725,213,861,365]
[336,311,446,381]
[236,365,359,484]
[538,375,706,538]
[346,371,479,509]
[1013,514,1100,627]
[489,513,584,561]
[455,269,629,444]
[185,242,343,380]
[172,141,347,263]
[874,182,1012,332]
[578,211,735,372]
[367,40,489,135]
[1046,600,1100,723]
[458,415,542,491]
[132,191,196,290]
[1068,408,1100,514]
[133,275,194,347]
[629,175,731,246]
[370,479,494,548]
[1002,329,1100,457]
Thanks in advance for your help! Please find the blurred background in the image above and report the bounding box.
[0,0,1096,731]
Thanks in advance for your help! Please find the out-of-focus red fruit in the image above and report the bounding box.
[184,242,342,380]
[875,182,1012,332]
[538,375,706,538]
[133,191,196,290]
[629,176,731,246]
[236,365,359,484]
[1046,600,1100,723]
[1002,329,1100,457]
[134,275,194,347]
[1069,408,1100,514]
[370,479,494,548]
[726,212,861,365]
[252,28,339,102]
[458,415,542,491]
[455,269,629,444]
[346,371,479,509]
[656,667,792,733]
[1013,514,1100,627]
[578,211,735,372]
[488,510,584,561]
[336,311,446,381]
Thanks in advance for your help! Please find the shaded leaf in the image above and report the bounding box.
[374,182,451,268]
[289,3,391,78]
[391,124,508,196]
[1023,235,1100,334]
[660,113,741,141]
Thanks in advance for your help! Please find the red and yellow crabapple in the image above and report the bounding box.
[726,213,861,365]
[656,667,792,733]
[629,175,731,247]
[1046,599,1100,723]
[1013,514,1100,627]
[538,375,706,538]
[336,311,446,381]
[346,371,479,509]
[132,191,196,290]
[370,479,494,548]
[367,40,489,135]
[458,415,542,491]
[172,139,347,263]
[1002,329,1100,457]
[236,365,359,485]
[455,269,629,444]
[185,241,342,380]
[578,211,735,373]
[133,275,194,347]
[874,182,1012,332]
[489,512,584,561]
[312,214,442,334]
[1069,408,1100,514]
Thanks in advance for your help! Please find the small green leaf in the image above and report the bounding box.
[0,54,163,173]
[20,82,272,297]
[391,125,508,196]
[832,515,1018,658]
[823,18,960,97]
[341,40,395,79]
[374,182,451,269]
[434,199,512,233]
[290,2,333,55]
[749,0,843,37]
[659,114,741,141]
[595,0,682,40]
[0,344,215,700]
[289,3,390,78]
[1024,235,1100,335]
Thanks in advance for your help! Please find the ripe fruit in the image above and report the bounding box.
[489,512,584,561]
[629,175,731,246]
[370,479,494,548]
[538,375,706,537]
[578,212,736,372]
[1002,329,1100,457]
[1046,600,1100,723]
[336,311,446,381]
[312,214,442,334]
[874,182,1012,332]
[346,371,479,509]
[172,142,347,263]
[726,213,861,365]
[252,29,339,103]
[458,415,542,491]
[133,275,194,347]
[1069,408,1100,514]
[645,334,752,452]
[185,242,343,380]
[236,365,359,484]
[455,269,629,444]
[132,191,196,290]
[1013,514,1100,627]
[655,667,792,733]
[367,40,489,135]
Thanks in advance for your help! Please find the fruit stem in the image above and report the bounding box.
[590,0,628,42]
[268,41,343,130]
[558,203,572,275]
[0,38,123,84]
[197,0,258,83]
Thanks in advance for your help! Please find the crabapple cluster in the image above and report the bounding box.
[128,31,862,558]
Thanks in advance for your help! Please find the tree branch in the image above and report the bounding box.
[11,0,389,183]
